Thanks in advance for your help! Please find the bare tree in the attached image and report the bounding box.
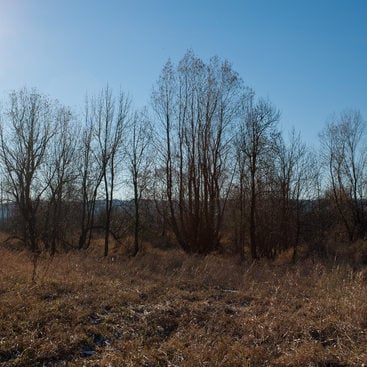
[125,110,153,256]
[83,87,131,256]
[233,140,248,259]
[237,94,280,259]
[274,129,312,260]
[78,110,98,249]
[0,88,57,253]
[320,109,366,241]
[152,59,182,248]
[152,51,244,253]
[42,107,78,255]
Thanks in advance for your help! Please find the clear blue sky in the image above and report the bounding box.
[1,0,366,145]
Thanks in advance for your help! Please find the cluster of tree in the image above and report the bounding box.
[0,87,152,257]
[0,50,366,260]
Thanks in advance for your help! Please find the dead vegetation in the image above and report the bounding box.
[0,244,367,366]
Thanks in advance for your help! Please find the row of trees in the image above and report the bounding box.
[0,87,152,257]
[0,50,366,259]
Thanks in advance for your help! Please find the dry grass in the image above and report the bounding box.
[0,244,367,366]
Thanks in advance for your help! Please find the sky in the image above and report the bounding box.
[0,0,366,146]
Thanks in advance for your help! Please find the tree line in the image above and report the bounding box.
[0,50,366,260]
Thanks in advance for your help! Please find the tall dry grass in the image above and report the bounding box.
[0,244,366,366]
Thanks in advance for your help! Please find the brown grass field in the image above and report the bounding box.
[1,241,367,366]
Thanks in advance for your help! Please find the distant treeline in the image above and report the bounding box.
[0,50,366,260]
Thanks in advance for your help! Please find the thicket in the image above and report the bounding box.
[0,50,366,262]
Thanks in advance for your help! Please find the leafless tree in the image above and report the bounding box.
[42,107,78,254]
[320,109,367,241]
[274,129,312,260]
[152,50,244,253]
[152,59,180,247]
[237,94,280,259]
[125,110,153,256]
[0,88,57,253]
[78,99,102,250]
[83,87,131,256]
